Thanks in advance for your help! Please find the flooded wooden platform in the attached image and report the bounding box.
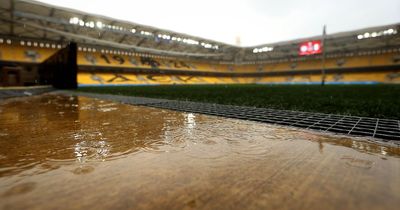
[0,94,399,210]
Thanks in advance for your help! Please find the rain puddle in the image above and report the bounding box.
[0,94,399,210]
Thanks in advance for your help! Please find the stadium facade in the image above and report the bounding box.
[0,0,399,87]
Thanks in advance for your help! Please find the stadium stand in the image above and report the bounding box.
[1,43,399,85]
[0,0,399,87]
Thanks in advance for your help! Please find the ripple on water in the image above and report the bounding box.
[229,138,273,156]
[183,136,232,159]
[341,155,374,169]
[2,182,36,197]
[1,94,399,182]
[74,140,110,163]
[71,165,95,175]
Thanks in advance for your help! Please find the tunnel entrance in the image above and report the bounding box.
[0,42,77,89]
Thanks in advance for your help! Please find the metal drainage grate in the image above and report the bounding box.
[64,92,400,143]
[145,101,400,142]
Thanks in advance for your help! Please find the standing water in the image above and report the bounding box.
[0,94,399,210]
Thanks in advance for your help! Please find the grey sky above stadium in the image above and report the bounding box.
[38,0,400,46]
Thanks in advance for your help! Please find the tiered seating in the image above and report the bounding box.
[238,53,398,72]
[1,44,399,85]
[254,72,400,84]
[4,44,397,72]
[0,44,55,63]
[78,51,207,71]
[78,73,231,85]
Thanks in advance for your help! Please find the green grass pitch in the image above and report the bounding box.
[78,84,400,119]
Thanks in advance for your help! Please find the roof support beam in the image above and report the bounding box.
[10,19,224,57]
[99,21,115,39]
[136,37,147,46]
[9,0,14,35]
[43,8,55,39]
[118,34,127,43]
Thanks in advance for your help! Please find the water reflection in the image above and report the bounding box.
[1,94,400,209]
[1,94,399,177]
[0,95,190,176]
[185,113,196,130]
[74,140,110,163]
[303,132,400,158]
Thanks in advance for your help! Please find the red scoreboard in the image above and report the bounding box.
[299,40,322,55]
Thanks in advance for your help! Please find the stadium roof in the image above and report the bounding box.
[0,0,399,62]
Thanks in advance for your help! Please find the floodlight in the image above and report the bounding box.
[96,21,103,28]
[69,17,79,24]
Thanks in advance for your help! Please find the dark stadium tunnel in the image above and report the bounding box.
[38,42,78,89]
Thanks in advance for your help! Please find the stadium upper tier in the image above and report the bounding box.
[1,0,399,85]
[0,0,399,62]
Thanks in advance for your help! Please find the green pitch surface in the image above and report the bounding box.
[78,84,400,119]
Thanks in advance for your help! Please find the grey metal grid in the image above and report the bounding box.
[61,91,400,143]
[145,101,400,142]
